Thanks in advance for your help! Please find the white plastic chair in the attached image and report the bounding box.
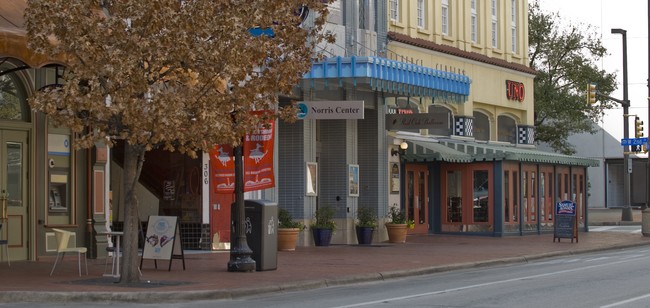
[50,228,88,276]
[0,223,8,266]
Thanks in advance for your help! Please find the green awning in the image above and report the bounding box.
[402,140,599,167]
[402,141,473,163]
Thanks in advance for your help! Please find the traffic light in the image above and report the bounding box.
[587,83,597,105]
[635,116,644,138]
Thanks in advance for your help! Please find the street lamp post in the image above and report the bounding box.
[227,144,256,272]
[611,28,634,221]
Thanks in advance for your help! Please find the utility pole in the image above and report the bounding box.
[643,0,650,235]
[612,28,634,221]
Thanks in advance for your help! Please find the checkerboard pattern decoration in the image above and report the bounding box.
[454,116,473,137]
[518,125,534,144]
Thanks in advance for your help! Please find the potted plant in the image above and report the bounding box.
[385,207,413,243]
[277,208,305,251]
[356,206,377,245]
[310,206,336,246]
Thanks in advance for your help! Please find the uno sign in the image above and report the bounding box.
[506,80,525,102]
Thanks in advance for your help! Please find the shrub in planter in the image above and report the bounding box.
[385,207,413,243]
[356,206,377,245]
[310,206,336,246]
[277,208,305,251]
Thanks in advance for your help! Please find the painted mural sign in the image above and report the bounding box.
[553,200,578,243]
[210,119,276,194]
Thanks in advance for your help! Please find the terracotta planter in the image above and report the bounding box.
[385,223,408,243]
[277,228,301,251]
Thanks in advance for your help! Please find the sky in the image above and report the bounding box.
[536,0,649,142]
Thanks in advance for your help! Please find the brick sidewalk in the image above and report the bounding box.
[0,228,649,303]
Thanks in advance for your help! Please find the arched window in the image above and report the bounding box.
[473,111,490,141]
[427,105,452,136]
[0,70,28,121]
[497,115,517,143]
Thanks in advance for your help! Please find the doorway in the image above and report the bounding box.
[1,130,29,261]
[405,164,428,234]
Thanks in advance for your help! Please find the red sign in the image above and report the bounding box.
[210,120,275,194]
[506,80,525,102]
[210,145,235,194]
[243,120,275,192]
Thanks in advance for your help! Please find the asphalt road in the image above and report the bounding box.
[5,245,650,308]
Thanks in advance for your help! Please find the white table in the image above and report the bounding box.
[99,231,123,280]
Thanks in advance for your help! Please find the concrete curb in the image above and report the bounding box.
[3,241,649,303]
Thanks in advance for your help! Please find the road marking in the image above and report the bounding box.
[600,293,650,308]
[333,257,646,308]
[590,226,617,232]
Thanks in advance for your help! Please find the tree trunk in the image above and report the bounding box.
[119,143,145,283]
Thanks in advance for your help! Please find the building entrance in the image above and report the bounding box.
[406,164,428,234]
[1,130,28,261]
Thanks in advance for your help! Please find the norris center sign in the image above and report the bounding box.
[297,101,365,120]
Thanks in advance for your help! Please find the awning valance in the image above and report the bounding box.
[403,141,473,163]
[304,56,471,102]
[403,139,599,167]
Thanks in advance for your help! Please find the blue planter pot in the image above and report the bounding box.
[356,226,374,245]
[312,228,333,246]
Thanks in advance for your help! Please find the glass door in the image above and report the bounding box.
[1,130,28,261]
[406,164,428,234]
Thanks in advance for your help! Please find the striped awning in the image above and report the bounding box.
[402,140,599,167]
[304,56,471,102]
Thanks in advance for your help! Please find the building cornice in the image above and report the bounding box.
[387,32,537,76]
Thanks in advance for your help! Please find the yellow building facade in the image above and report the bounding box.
[387,0,535,143]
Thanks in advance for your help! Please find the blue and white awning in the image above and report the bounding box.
[303,56,471,102]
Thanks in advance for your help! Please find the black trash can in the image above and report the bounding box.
[231,200,278,271]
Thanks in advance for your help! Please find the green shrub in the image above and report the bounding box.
[310,206,336,230]
[386,207,407,224]
[278,208,305,229]
[356,206,377,228]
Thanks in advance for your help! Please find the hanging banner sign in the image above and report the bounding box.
[210,144,236,194]
[210,119,276,194]
[243,120,275,191]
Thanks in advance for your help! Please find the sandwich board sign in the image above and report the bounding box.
[141,216,186,271]
[553,200,578,243]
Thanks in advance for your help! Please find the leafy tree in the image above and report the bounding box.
[529,1,617,154]
[25,0,332,283]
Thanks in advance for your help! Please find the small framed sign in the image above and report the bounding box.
[306,162,318,196]
[349,164,359,197]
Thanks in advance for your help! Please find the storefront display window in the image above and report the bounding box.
[446,170,462,223]
[473,170,489,222]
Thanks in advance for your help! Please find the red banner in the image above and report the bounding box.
[243,120,275,191]
[210,144,235,194]
[210,120,275,194]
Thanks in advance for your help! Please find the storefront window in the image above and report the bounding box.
[512,172,518,222]
[504,171,510,222]
[446,170,462,223]
[530,172,536,222]
[522,171,527,222]
[473,170,489,222]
